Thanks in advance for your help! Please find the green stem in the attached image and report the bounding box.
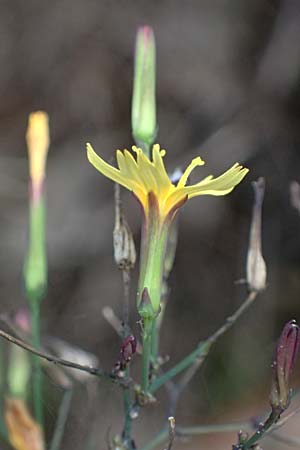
[31,304,43,426]
[142,319,153,392]
[150,342,210,394]
[150,319,158,363]
[50,388,73,450]
[241,410,279,450]
[150,291,257,394]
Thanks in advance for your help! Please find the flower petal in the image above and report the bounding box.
[177,156,205,188]
[187,164,249,197]
[151,144,172,192]
[87,144,134,191]
[133,146,158,192]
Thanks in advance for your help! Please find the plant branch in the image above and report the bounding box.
[0,328,131,387]
[150,290,258,394]
[164,417,175,450]
[141,421,250,450]
[121,270,134,448]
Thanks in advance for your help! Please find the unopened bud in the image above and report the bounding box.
[131,26,156,153]
[113,184,136,270]
[26,111,49,194]
[114,335,137,373]
[270,320,300,413]
[5,398,45,450]
[246,177,267,292]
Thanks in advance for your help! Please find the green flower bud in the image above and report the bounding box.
[131,26,157,154]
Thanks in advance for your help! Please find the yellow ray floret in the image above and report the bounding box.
[87,143,249,218]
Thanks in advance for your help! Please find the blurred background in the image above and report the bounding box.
[1,0,300,448]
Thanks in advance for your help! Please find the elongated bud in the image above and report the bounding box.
[113,185,136,270]
[246,177,267,292]
[131,26,156,154]
[270,320,300,413]
[24,112,49,304]
[5,398,45,450]
[26,112,49,196]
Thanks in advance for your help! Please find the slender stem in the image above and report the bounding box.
[165,417,175,450]
[140,422,250,450]
[240,410,279,450]
[150,344,209,394]
[151,319,158,362]
[122,270,131,337]
[121,270,133,448]
[50,388,73,450]
[0,328,131,387]
[123,367,132,447]
[150,291,258,394]
[31,304,43,426]
[142,319,153,392]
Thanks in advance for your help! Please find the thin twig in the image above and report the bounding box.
[141,421,250,450]
[164,292,259,416]
[122,269,131,337]
[150,290,258,394]
[164,417,175,450]
[114,183,135,449]
[122,269,134,448]
[0,328,131,387]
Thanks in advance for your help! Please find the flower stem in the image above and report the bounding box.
[142,318,153,392]
[123,367,133,447]
[31,304,43,426]
[150,319,158,362]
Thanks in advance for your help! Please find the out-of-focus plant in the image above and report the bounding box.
[24,111,49,427]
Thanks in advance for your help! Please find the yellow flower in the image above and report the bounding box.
[87,143,248,221]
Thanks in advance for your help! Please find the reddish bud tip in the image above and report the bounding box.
[270,320,300,413]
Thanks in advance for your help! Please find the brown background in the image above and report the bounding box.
[1,0,300,448]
